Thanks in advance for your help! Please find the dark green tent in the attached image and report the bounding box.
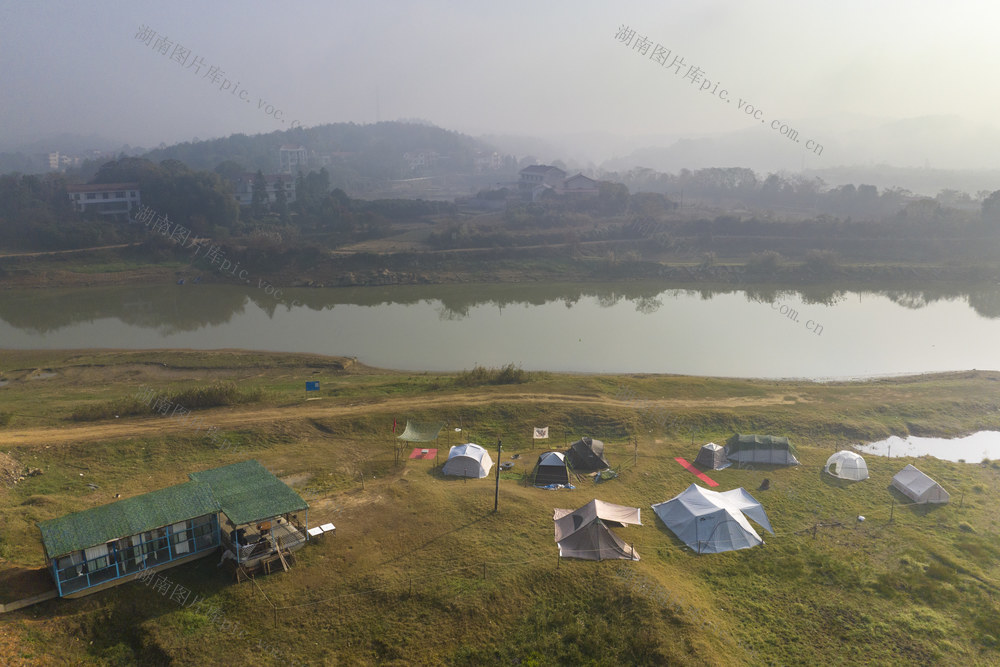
[725,434,799,466]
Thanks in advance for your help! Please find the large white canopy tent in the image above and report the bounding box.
[824,451,869,481]
[651,484,774,554]
[553,499,641,561]
[442,443,494,479]
[891,464,949,504]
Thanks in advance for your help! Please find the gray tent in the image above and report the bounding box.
[694,443,729,470]
[534,451,570,486]
[725,434,799,466]
[553,499,640,561]
[565,437,610,472]
[651,484,774,554]
[891,464,949,504]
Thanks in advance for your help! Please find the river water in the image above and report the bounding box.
[1,281,999,377]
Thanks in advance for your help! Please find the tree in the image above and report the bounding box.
[214,160,246,180]
[273,177,289,222]
[251,170,268,219]
[981,190,1000,224]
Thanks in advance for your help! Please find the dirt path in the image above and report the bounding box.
[0,243,135,258]
[0,392,793,448]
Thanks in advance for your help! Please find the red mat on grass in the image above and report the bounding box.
[674,457,719,487]
[409,448,437,460]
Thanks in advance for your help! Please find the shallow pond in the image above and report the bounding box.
[856,431,1000,463]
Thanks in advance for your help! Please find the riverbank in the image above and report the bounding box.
[2,350,1000,664]
[1,242,998,290]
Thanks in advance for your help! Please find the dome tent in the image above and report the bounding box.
[824,451,868,481]
[694,443,729,470]
[533,451,570,486]
[442,443,494,479]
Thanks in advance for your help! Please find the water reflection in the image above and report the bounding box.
[1,281,1000,376]
[2,281,999,334]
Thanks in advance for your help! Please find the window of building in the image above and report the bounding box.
[102,193,109,199]
[86,193,96,200]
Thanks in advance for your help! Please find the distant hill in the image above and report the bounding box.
[140,121,496,183]
[600,114,1000,179]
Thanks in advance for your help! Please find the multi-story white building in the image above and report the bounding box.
[278,144,308,175]
[230,174,296,207]
[66,182,141,217]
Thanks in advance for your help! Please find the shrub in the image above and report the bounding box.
[802,249,839,273]
[70,382,262,422]
[455,364,529,386]
[169,381,262,409]
[745,250,783,274]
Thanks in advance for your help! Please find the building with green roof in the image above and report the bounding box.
[37,460,309,598]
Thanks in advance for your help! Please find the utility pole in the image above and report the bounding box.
[493,437,502,512]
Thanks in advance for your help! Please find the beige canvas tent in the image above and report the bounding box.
[891,464,949,504]
[553,499,641,561]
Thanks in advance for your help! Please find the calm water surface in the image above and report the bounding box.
[857,432,1000,463]
[2,281,1000,378]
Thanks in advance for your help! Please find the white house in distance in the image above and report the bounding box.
[560,173,599,195]
[229,174,296,207]
[278,144,308,175]
[66,182,141,218]
[518,165,566,198]
[517,165,601,201]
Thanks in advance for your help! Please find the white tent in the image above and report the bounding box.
[651,484,774,554]
[553,499,641,561]
[891,464,949,504]
[442,443,494,478]
[824,451,869,481]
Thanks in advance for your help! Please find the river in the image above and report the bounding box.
[1,281,999,378]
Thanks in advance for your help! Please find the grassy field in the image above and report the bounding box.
[2,350,1000,665]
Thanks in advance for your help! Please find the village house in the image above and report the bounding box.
[278,144,308,175]
[229,173,296,207]
[518,166,602,201]
[37,460,309,598]
[66,182,141,219]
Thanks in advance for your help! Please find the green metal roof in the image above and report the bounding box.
[37,480,220,559]
[188,460,308,525]
[727,434,795,452]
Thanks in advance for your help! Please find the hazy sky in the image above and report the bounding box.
[3,1,1000,167]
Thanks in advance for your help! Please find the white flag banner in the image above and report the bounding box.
[533,427,549,439]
